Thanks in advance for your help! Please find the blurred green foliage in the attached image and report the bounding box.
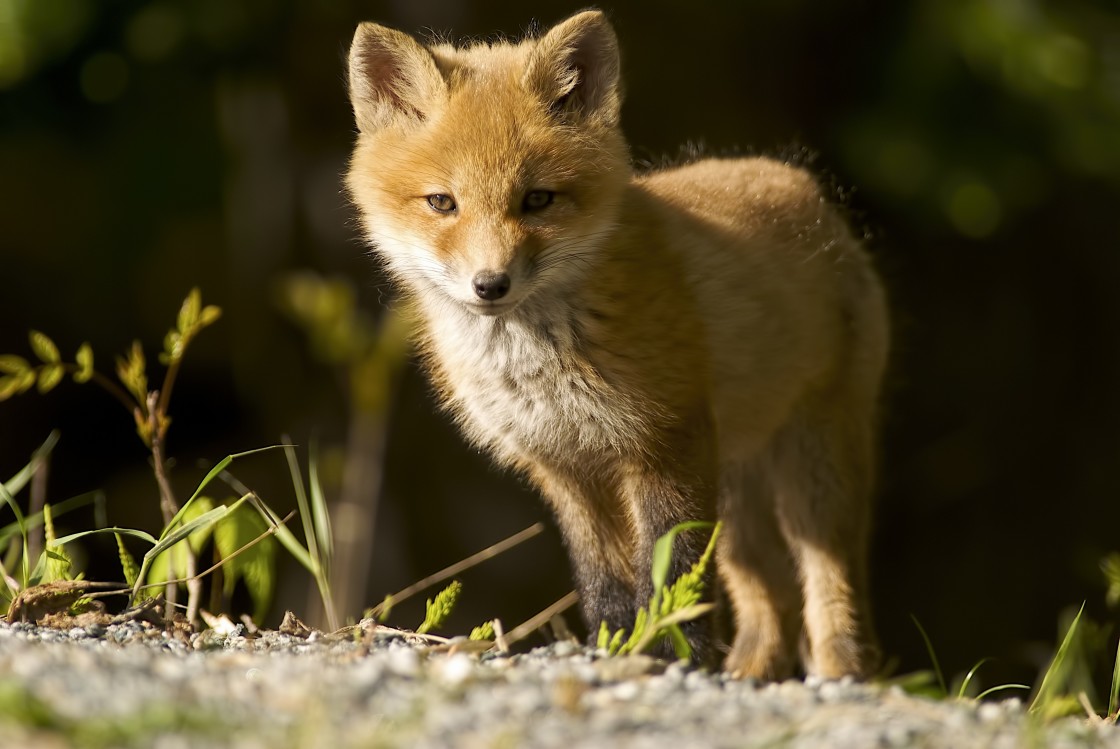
[839,0,1120,239]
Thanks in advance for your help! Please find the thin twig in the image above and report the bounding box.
[495,591,579,649]
[156,344,184,428]
[367,522,545,618]
[85,369,139,415]
[147,392,178,528]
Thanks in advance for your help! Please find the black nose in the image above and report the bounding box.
[472,270,511,301]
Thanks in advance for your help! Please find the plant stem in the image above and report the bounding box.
[146,391,200,624]
[27,452,49,566]
[155,332,190,428]
[86,368,141,415]
[325,410,385,628]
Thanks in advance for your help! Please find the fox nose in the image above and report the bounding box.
[472,270,511,301]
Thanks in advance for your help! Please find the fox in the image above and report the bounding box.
[344,9,889,679]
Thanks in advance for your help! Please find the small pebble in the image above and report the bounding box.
[434,653,475,686]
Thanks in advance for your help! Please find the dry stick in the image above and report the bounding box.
[497,590,580,649]
[368,522,545,618]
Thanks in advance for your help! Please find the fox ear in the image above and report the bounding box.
[348,23,446,133]
[526,10,622,126]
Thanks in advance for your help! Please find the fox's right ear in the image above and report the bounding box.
[526,10,622,127]
[348,23,446,133]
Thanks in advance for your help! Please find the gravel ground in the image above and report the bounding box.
[0,619,1117,749]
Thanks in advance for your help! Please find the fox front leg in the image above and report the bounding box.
[529,466,639,636]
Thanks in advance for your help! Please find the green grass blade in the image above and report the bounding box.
[162,445,286,539]
[650,520,714,612]
[596,621,611,650]
[283,443,337,629]
[246,495,314,571]
[977,683,1032,700]
[0,478,27,531]
[1030,602,1085,714]
[666,623,691,660]
[0,491,99,549]
[307,443,332,574]
[0,479,29,586]
[910,614,948,697]
[130,496,247,601]
[1109,635,1120,720]
[282,443,319,569]
[51,527,159,548]
[147,502,241,561]
[958,657,991,699]
[1,431,60,498]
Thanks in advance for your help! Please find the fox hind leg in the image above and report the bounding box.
[770,400,881,680]
[717,460,803,680]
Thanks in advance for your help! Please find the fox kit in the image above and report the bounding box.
[345,10,889,679]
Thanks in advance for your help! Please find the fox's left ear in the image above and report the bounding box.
[526,10,622,127]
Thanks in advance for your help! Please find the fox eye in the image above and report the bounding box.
[427,194,457,213]
[522,190,555,212]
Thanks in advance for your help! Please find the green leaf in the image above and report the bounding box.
[0,377,21,401]
[29,331,59,364]
[213,502,275,623]
[417,580,461,634]
[116,533,141,588]
[597,620,611,650]
[620,607,649,655]
[160,331,181,366]
[15,371,35,395]
[649,520,715,613]
[0,355,30,375]
[469,620,495,641]
[178,287,201,335]
[115,340,148,406]
[42,504,73,583]
[74,344,94,384]
[37,364,64,394]
[608,627,624,655]
[146,497,217,586]
[198,305,222,328]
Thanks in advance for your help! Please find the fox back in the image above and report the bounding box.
[346,11,889,680]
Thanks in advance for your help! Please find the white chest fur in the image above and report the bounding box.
[425,304,646,462]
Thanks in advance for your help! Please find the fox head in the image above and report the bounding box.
[345,11,630,317]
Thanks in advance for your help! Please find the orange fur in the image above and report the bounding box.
[345,10,889,679]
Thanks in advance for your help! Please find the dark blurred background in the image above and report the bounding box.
[2,0,1119,690]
